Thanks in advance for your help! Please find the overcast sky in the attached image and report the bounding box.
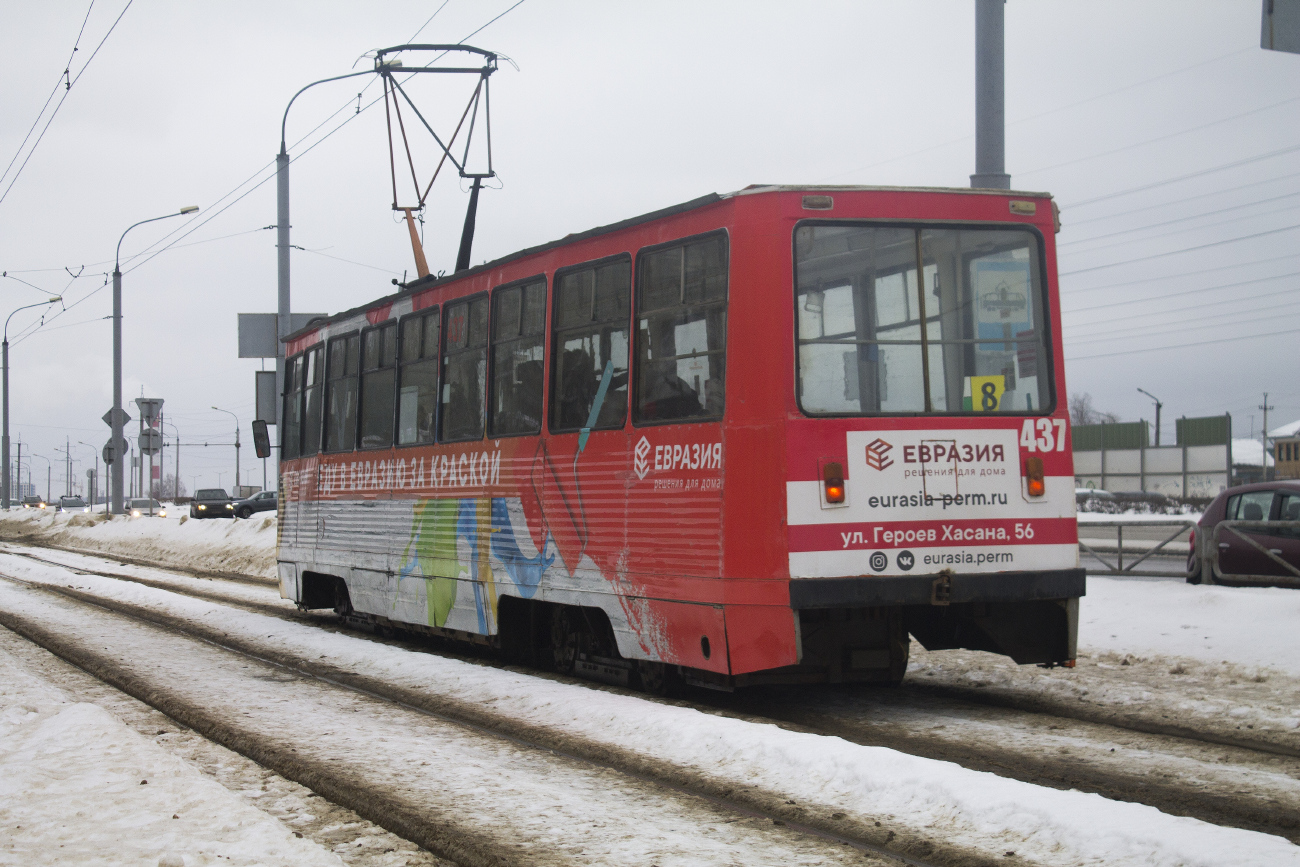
[1,1,1297,496]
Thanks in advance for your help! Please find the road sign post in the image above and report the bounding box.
[102,409,131,509]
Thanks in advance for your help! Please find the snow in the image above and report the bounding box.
[1076,511,1200,524]
[0,507,276,580]
[2,556,1298,866]
[1233,437,1274,467]
[0,645,343,867]
[3,510,1300,864]
[1270,418,1300,439]
[1081,576,1300,673]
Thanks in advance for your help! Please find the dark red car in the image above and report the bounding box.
[1188,480,1300,584]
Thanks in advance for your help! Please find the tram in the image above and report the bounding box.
[276,185,1083,689]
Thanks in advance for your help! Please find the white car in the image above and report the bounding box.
[129,498,166,517]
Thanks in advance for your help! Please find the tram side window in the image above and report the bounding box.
[490,279,546,437]
[397,310,439,445]
[324,333,361,451]
[359,323,398,449]
[635,235,727,422]
[301,344,324,455]
[552,258,630,432]
[282,353,303,460]
[440,296,488,442]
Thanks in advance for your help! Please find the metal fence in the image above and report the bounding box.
[1078,519,1196,578]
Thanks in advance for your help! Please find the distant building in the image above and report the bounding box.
[1233,437,1273,485]
[1272,419,1300,481]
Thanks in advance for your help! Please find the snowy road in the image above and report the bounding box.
[2,542,1299,866]
[9,544,1299,843]
[0,570,899,867]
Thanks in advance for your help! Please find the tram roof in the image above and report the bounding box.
[284,184,1054,343]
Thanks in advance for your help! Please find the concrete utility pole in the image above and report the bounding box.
[971,0,1011,190]
[1261,392,1275,480]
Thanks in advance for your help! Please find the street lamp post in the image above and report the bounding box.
[29,453,51,503]
[112,207,198,514]
[212,406,240,495]
[3,298,60,508]
[161,420,181,500]
[1137,388,1163,447]
[77,442,100,509]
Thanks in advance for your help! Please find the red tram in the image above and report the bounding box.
[277,185,1082,689]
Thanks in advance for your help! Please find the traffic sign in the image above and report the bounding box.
[102,407,131,428]
[102,436,129,465]
[139,429,163,455]
[135,397,164,427]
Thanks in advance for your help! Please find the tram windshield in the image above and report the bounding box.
[794,223,1052,416]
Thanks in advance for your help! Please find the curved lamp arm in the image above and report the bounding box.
[115,207,199,274]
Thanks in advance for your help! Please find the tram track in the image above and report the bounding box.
[3,542,1298,849]
[0,560,970,867]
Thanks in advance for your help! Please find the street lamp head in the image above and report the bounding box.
[48,297,61,304]
[179,206,199,215]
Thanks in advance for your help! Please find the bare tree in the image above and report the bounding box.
[1069,392,1120,426]
[152,474,186,500]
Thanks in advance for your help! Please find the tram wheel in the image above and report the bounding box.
[331,579,353,617]
[551,607,579,675]
[634,660,678,696]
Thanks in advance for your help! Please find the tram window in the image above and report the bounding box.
[281,353,303,459]
[397,310,439,445]
[301,344,324,455]
[359,322,398,449]
[489,278,546,437]
[794,224,1052,415]
[634,234,727,422]
[440,296,488,442]
[551,257,630,432]
[323,333,361,451]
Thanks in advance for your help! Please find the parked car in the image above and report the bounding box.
[57,496,90,513]
[190,488,235,519]
[233,490,276,519]
[21,496,46,509]
[1188,480,1300,584]
[129,498,167,518]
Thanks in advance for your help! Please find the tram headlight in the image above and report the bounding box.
[1025,456,1045,498]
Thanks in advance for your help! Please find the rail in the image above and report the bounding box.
[1077,519,1196,578]
[1206,520,1300,587]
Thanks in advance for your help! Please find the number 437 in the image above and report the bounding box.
[1020,418,1067,452]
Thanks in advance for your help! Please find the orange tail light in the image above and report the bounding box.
[1025,456,1045,498]
[822,461,845,504]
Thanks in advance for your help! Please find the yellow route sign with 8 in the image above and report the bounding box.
[969,375,1006,412]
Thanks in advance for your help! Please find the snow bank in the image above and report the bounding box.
[0,508,276,581]
[0,646,342,866]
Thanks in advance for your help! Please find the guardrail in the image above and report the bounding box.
[1204,520,1300,587]
[1077,519,1196,578]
